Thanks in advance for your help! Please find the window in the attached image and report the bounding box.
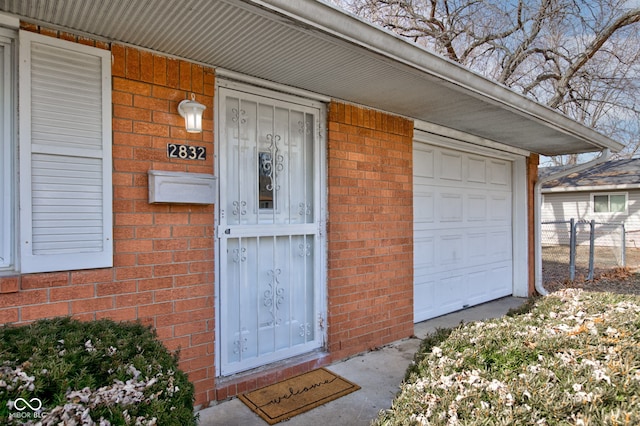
[0,30,112,274]
[593,193,627,214]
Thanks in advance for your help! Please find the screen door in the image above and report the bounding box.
[217,86,325,375]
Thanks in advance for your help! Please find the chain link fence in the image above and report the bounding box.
[541,219,626,284]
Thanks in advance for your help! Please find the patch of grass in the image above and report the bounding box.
[376,289,640,425]
[0,317,197,425]
[405,327,458,382]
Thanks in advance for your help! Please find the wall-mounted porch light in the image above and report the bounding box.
[178,94,206,133]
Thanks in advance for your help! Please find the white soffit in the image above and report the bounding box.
[0,0,624,156]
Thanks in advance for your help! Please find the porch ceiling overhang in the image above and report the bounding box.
[0,0,624,156]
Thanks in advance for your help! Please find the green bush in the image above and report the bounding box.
[0,317,197,425]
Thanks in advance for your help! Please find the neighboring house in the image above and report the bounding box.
[541,159,640,247]
[0,0,623,407]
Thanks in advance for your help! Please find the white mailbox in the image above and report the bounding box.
[148,170,216,204]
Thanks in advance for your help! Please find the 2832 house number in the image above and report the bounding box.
[167,143,206,160]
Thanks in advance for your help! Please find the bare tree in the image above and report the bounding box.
[331,0,640,165]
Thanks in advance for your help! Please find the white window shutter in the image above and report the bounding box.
[19,31,112,273]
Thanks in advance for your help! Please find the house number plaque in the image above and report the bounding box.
[167,143,206,160]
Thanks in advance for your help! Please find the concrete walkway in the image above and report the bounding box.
[198,297,527,426]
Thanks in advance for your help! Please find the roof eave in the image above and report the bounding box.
[249,0,624,155]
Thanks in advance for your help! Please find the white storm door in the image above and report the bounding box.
[218,86,324,375]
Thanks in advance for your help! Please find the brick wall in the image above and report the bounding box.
[0,25,216,405]
[0,25,419,407]
[327,102,414,360]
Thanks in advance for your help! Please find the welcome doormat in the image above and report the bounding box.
[238,368,360,424]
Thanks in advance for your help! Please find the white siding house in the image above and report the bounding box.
[541,159,640,248]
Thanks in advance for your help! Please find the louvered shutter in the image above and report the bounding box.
[19,31,112,273]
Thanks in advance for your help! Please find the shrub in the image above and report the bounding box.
[376,289,640,425]
[0,317,197,425]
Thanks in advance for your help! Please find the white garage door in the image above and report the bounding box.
[413,141,514,322]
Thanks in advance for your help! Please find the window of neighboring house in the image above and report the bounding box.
[1,30,112,274]
[0,28,15,270]
[592,193,627,214]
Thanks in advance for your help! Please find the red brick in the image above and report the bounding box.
[134,95,169,112]
[113,118,133,133]
[153,239,188,251]
[112,91,133,106]
[71,268,113,284]
[137,251,173,265]
[114,253,136,268]
[96,308,137,322]
[50,284,95,302]
[175,296,212,313]
[22,302,69,321]
[115,213,154,226]
[113,105,151,122]
[115,239,153,254]
[152,111,182,126]
[179,61,191,90]
[138,277,173,292]
[135,226,172,239]
[115,266,153,281]
[139,50,154,83]
[191,64,204,93]
[113,132,152,147]
[113,77,151,96]
[153,55,167,86]
[138,302,173,318]
[152,86,184,101]
[167,58,180,88]
[0,290,47,308]
[154,263,189,277]
[96,281,137,296]
[21,272,69,290]
[133,122,169,137]
[0,308,19,324]
[116,292,153,308]
[0,277,19,294]
[71,297,114,314]
[125,47,140,80]
[163,336,190,352]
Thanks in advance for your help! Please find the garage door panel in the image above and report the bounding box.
[490,194,510,221]
[465,269,489,300]
[490,160,510,185]
[468,195,487,221]
[440,151,463,181]
[468,157,487,183]
[467,233,487,261]
[414,236,435,268]
[414,278,436,319]
[413,141,514,322]
[489,231,511,259]
[438,234,463,266]
[414,147,435,178]
[439,274,465,305]
[439,193,463,222]
[414,192,435,223]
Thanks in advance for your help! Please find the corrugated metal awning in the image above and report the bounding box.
[0,0,624,156]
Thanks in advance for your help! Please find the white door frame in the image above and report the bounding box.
[214,79,328,377]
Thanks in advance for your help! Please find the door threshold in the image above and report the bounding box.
[214,350,331,401]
